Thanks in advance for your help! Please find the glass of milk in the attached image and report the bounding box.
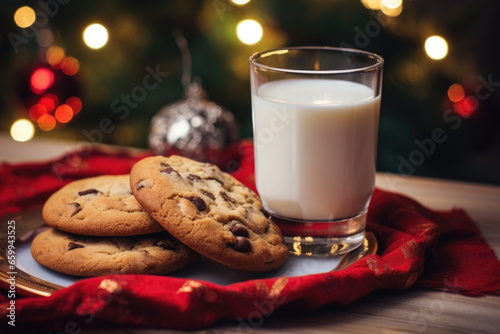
[249,47,383,256]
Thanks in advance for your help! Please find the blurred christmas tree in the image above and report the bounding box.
[1,0,499,184]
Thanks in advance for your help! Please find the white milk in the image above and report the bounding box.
[252,79,380,221]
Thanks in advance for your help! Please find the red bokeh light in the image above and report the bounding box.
[29,104,48,122]
[37,114,57,131]
[30,68,54,93]
[65,97,82,114]
[39,93,59,113]
[55,104,74,123]
[454,96,477,118]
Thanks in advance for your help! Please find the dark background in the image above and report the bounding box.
[1,0,499,184]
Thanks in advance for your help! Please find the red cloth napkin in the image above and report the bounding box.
[1,140,499,333]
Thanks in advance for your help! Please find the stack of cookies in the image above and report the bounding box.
[31,156,289,277]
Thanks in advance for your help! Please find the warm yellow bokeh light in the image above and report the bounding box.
[381,0,402,9]
[236,19,263,45]
[361,0,381,10]
[11,119,35,142]
[46,45,66,66]
[425,36,448,60]
[232,0,251,5]
[381,1,403,17]
[83,23,109,49]
[14,6,36,28]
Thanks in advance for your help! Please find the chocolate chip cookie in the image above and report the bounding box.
[42,175,164,236]
[130,155,288,272]
[31,228,197,276]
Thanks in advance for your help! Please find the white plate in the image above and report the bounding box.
[1,209,376,296]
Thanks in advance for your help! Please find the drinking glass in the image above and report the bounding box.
[249,47,383,256]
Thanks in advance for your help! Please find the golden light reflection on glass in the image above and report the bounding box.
[11,119,35,142]
[363,237,369,252]
[361,0,381,10]
[293,241,302,256]
[236,19,263,45]
[448,84,465,102]
[425,36,448,60]
[14,6,36,28]
[83,23,109,49]
[232,0,251,5]
[329,244,339,255]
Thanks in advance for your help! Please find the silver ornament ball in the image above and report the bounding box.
[148,82,239,166]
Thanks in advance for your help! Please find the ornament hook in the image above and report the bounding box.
[172,27,192,89]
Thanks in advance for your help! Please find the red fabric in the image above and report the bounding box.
[1,140,499,333]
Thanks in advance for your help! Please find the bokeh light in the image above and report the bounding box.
[425,36,448,60]
[46,46,66,68]
[14,6,36,28]
[11,119,35,142]
[236,19,263,45]
[37,114,57,131]
[381,0,403,17]
[454,96,476,118]
[448,84,465,103]
[30,68,55,93]
[29,104,48,122]
[61,57,80,75]
[36,29,54,47]
[232,0,251,5]
[39,94,59,113]
[361,0,381,10]
[381,0,402,9]
[83,23,109,49]
[55,104,74,123]
[66,97,82,114]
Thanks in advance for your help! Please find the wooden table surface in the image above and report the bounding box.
[1,133,499,334]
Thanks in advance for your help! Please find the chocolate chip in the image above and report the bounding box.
[136,179,153,191]
[264,221,270,233]
[233,236,251,253]
[220,192,235,203]
[63,203,81,217]
[207,177,225,186]
[160,166,175,174]
[187,174,202,181]
[154,240,176,251]
[200,190,215,201]
[78,189,102,196]
[67,242,85,251]
[188,196,206,211]
[229,221,249,238]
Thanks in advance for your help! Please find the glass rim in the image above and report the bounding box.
[249,46,384,75]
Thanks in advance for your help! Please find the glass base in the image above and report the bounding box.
[270,211,367,256]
